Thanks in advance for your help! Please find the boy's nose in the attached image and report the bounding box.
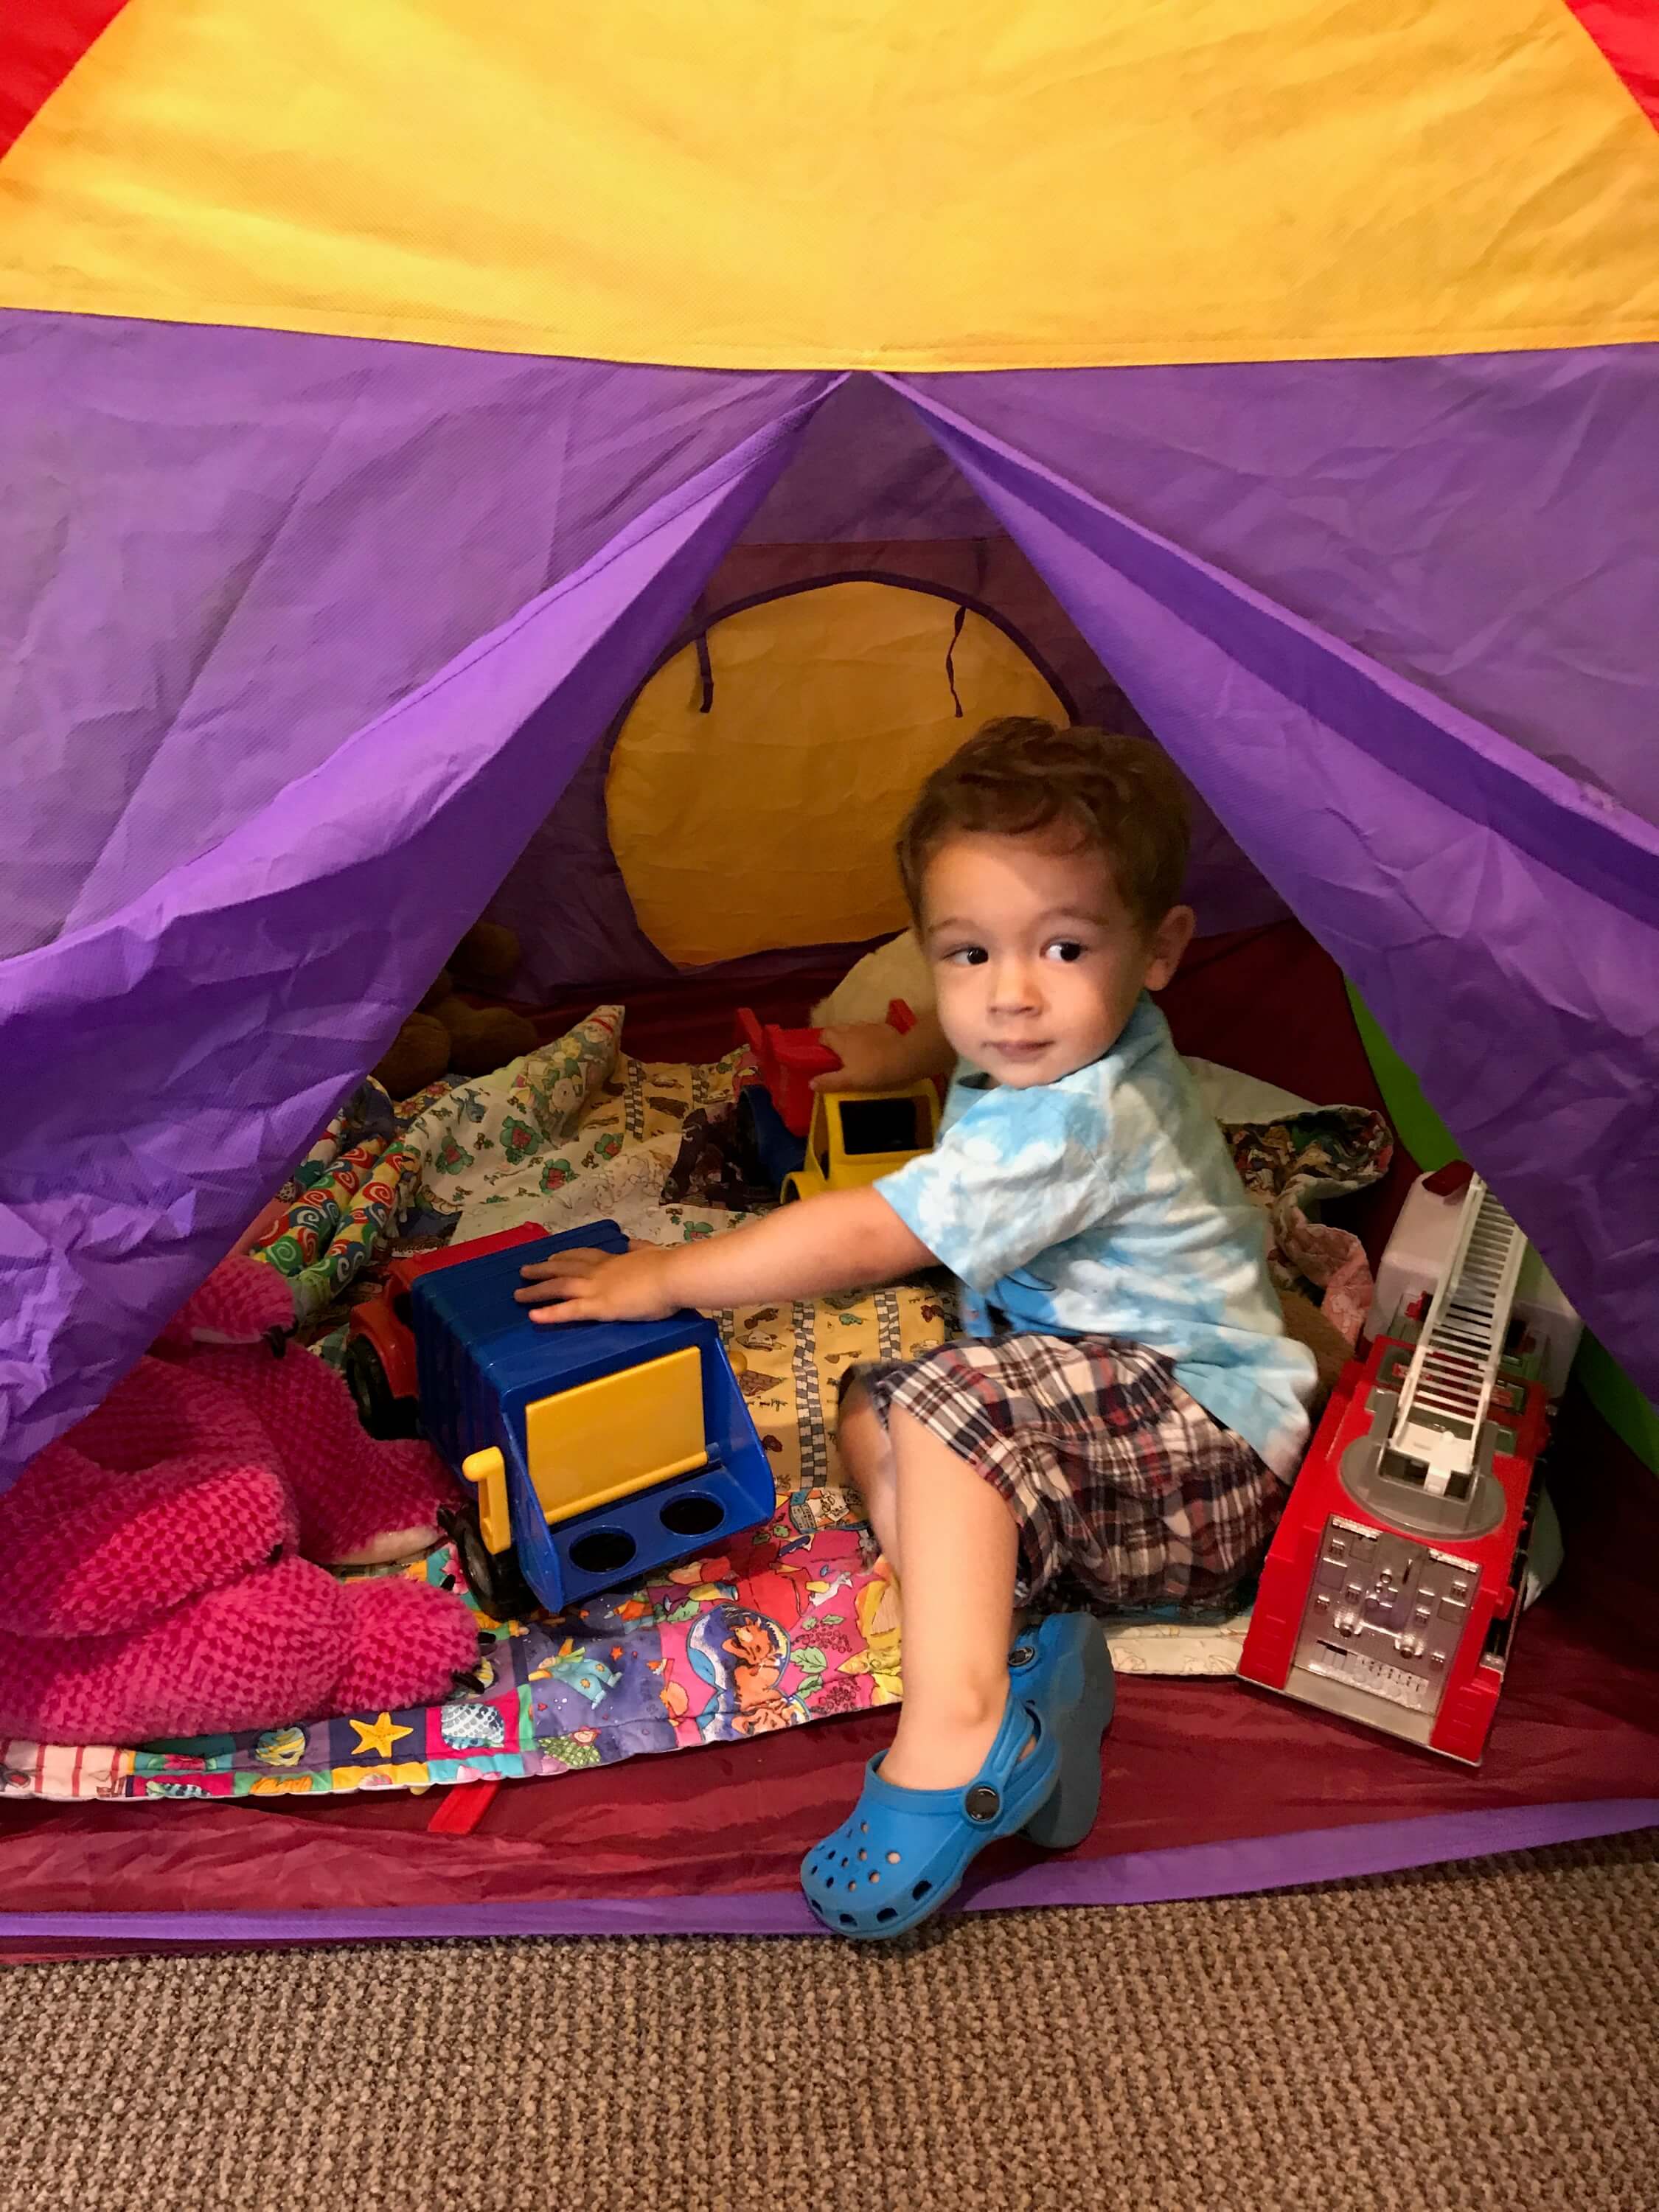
[988,958,1040,1012]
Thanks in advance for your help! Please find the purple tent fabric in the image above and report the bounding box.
[740,373,1000,546]
[0,311,830,959]
[894,375,1659,1401]
[0,380,828,1487]
[905,352,1659,828]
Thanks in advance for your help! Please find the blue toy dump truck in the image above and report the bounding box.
[410,1220,773,1619]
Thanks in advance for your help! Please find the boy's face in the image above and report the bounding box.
[919,832,1193,1088]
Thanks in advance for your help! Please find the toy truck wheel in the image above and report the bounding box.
[441,1503,538,1623]
[343,1333,420,1440]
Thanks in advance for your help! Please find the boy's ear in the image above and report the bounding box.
[1144,904,1196,991]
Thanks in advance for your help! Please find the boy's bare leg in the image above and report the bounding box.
[879,1408,1023,1792]
[836,1381,900,1571]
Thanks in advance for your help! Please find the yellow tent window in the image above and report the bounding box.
[607,580,1068,969]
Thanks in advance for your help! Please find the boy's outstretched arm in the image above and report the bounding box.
[515,1187,933,1325]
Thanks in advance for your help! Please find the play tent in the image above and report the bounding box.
[1,2,1656,1952]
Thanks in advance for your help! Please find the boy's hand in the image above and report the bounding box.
[812,1018,942,1093]
[515,1244,678,1324]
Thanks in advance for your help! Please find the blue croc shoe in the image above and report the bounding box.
[801,1686,1060,1941]
[1008,1612,1115,1851]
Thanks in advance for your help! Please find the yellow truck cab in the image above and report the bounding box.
[780,1081,940,1203]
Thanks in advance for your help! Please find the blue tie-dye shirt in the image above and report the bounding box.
[875,995,1316,1478]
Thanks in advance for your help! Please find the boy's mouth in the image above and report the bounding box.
[986,1040,1051,1062]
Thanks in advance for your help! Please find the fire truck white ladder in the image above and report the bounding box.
[1390,1175,1528,1497]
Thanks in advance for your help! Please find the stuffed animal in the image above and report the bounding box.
[0,1253,479,1746]
[373,919,538,1099]
[1276,1290,1354,1408]
[810,928,933,1028]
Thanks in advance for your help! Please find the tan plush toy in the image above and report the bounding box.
[1276,1290,1355,1410]
[372,921,538,1099]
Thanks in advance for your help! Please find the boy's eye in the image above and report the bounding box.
[945,945,990,967]
[1044,939,1086,964]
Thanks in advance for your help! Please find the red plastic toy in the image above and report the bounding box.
[344,1220,549,1437]
[736,998,917,1138]
[1238,1329,1549,1765]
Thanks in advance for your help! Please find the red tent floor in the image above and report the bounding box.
[4,925,1652,1959]
[3,1391,1654,1961]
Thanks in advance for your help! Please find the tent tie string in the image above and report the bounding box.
[694,627,714,714]
[944,600,968,717]
[687,586,715,713]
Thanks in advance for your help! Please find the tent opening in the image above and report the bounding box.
[4,357,1655,1955]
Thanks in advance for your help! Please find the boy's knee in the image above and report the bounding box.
[837,1373,873,1419]
[836,1386,891,1484]
[837,1378,877,1439]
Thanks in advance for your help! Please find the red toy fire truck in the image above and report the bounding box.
[1239,1173,1552,1765]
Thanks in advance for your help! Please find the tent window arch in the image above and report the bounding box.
[605,576,1074,970]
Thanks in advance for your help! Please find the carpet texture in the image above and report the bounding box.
[3,1832,1655,2212]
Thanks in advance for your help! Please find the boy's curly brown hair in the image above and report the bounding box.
[896,717,1192,931]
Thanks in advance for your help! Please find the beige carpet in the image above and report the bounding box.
[3,1832,1655,2212]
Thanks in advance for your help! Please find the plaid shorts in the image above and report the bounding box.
[848,1334,1284,1610]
